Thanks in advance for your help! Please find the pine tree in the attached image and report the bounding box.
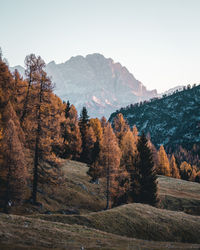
[170,154,180,179]
[79,107,90,163]
[135,132,158,206]
[157,145,171,176]
[65,100,71,119]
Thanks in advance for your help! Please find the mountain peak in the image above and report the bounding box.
[45,53,157,117]
[10,53,158,118]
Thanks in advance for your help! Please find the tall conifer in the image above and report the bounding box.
[79,107,90,163]
[135,132,158,206]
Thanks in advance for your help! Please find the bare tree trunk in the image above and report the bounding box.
[3,165,11,213]
[20,76,32,124]
[32,83,43,204]
[106,163,110,210]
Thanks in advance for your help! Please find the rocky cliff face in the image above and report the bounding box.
[11,53,157,118]
[45,54,157,117]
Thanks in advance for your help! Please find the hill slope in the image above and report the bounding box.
[1,212,200,250]
[13,160,200,215]
[31,202,200,244]
[109,85,200,150]
[0,160,200,249]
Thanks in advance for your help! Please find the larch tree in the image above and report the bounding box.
[180,161,197,181]
[135,132,159,206]
[30,57,54,204]
[47,93,65,158]
[87,118,103,182]
[120,128,138,169]
[157,145,171,176]
[0,58,28,213]
[170,154,180,179]
[61,104,82,159]
[89,118,103,142]
[84,126,96,164]
[20,54,39,124]
[1,117,28,213]
[100,116,107,130]
[117,129,138,204]
[113,113,129,148]
[99,122,121,210]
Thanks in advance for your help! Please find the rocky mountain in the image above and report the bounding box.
[11,53,157,118]
[11,65,25,76]
[109,84,200,151]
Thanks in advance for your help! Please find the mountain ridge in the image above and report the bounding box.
[109,84,200,152]
[10,53,157,118]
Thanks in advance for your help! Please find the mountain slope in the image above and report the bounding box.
[109,85,200,151]
[11,53,157,118]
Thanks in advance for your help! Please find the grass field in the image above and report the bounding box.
[0,159,200,249]
[0,212,200,250]
[30,202,200,243]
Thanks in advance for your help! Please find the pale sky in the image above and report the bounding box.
[1,0,200,92]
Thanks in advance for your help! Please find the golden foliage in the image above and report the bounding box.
[90,118,103,142]
[180,161,197,181]
[113,113,129,148]
[99,122,121,208]
[170,154,180,179]
[157,145,171,176]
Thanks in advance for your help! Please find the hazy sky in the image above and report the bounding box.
[1,0,200,92]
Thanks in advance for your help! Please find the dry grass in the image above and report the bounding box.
[12,160,106,215]
[0,212,200,250]
[11,160,200,215]
[1,160,200,249]
[30,202,200,244]
[158,175,200,215]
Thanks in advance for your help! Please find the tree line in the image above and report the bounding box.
[0,51,199,213]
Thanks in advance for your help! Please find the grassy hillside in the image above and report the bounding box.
[13,160,106,215]
[30,203,200,244]
[158,175,200,214]
[0,160,200,249]
[12,160,200,216]
[0,212,200,250]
